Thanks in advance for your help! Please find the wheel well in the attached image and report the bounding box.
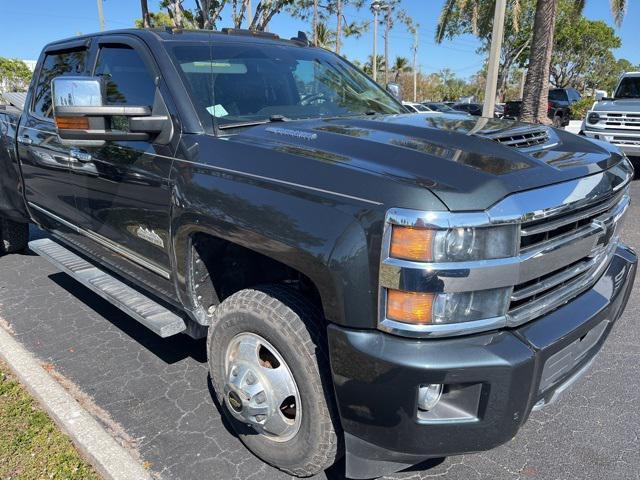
[189,233,324,318]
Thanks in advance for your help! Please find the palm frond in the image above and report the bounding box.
[609,0,627,27]
[436,0,458,43]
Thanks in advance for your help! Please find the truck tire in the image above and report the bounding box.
[207,285,341,477]
[553,115,563,128]
[0,218,29,254]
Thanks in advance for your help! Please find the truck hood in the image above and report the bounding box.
[592,98,640,112]
[233,113,624,211]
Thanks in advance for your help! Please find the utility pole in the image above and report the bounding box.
[96,0,105,31]
[371,1,380,82]
[384,6,391,85]
[247,0,253,27]
[412,26,418,101]
[482,0,506,118]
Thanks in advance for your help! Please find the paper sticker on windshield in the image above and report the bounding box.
[207,104,229,117]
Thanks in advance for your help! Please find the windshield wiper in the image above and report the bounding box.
[218,114,291,130]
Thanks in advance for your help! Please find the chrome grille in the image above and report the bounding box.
[601,112,640,128]
[590,112,640,130]
[508,187,630,325]
[490,128,550,149]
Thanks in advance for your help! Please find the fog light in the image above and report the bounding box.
[418,384,443,411]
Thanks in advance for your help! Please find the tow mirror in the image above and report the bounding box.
[595,90,607,102]
[52,76,173,145]
[386,82,402,101]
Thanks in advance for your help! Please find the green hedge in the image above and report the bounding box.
[570,96,596,120]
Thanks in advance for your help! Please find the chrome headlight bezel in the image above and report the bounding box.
[378,157,633,338]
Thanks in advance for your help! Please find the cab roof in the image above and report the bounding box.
[45,27,312,50]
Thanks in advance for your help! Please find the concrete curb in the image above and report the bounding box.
[0,323,153,480]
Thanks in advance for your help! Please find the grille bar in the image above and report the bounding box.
[521,190,624,238]
[510,257,596,302]
[508,188,629,325]
[508,244,616,326]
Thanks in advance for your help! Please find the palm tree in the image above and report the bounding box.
[363,54,386,78]
[391,56,411,82]
[520,0,627,123]
[315,22,336,49]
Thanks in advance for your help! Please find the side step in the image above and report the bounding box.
[29,238,186,338]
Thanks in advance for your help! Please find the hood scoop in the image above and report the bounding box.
[480,127,553,151]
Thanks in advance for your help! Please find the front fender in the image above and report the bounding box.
[169,155,382,327]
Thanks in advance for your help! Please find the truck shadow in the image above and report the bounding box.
[48,271,208,365]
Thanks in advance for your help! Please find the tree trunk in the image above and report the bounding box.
[313,0,318,46]
[140,0,151,28]
[520,0,557,124]
[336,0,342,54]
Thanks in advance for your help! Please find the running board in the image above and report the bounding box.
[29,238,186,338]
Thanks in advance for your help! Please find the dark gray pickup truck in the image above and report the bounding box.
[0,28,636,479]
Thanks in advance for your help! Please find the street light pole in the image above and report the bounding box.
[482,0,506,118]
[96,0,105,31]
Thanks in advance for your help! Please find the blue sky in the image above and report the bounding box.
[1,0,638,78]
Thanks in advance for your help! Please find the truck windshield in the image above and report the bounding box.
[614,77,640,99]
[168,41,403,130]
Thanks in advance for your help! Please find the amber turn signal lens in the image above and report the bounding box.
[386,289,434,324]
[55,116,89,130]
[390,226,434,262]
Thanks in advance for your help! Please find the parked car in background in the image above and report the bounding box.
[422,101,470,115]
[504,88,581,127]
[452,102,483,116]
[402,101,431,113]
[494,103,505,118]
[582,72,640,161]
[0,28,636,480]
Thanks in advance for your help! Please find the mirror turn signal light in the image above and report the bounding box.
[390,225,433,262]
[55,116,90,130]
[386,289,434,324]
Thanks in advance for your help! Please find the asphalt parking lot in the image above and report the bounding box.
[1,183,639,480]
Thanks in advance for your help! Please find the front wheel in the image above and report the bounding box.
[207,285,341,477]
[0,218,28,254]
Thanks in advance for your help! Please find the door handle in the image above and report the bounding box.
[69,148,92,163]
[17,135,32,145]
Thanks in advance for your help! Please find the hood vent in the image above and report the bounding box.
[485,128,551,150]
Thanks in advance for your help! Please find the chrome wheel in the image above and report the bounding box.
[224,333,301,442]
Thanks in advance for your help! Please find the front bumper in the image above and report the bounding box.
[583,129,640,157]
[328,244,637,479]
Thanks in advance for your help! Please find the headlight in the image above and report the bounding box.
[587,112,600,124]
[383,217,518,330]
[386,287,511,325]
[390,224,518,262]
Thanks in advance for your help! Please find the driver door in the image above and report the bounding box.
[70,36,179,290]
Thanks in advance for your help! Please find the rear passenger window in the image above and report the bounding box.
[94,46,156,107]
[32,49,87,119]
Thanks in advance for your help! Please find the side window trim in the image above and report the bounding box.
[29,43,91,123]
[92,35,160,81]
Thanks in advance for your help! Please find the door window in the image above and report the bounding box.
[32,49,87,119]
[94,46,156,107]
